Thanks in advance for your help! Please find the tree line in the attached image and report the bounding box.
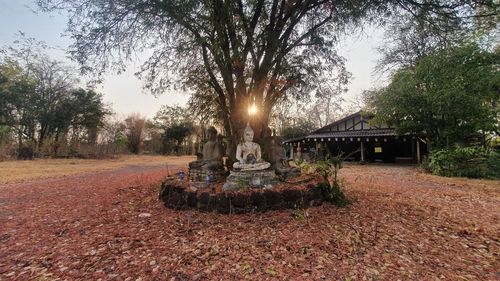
[0,38,110,158]
[37,0,499,164]
[0,38,213,160]
[363,10,499,178]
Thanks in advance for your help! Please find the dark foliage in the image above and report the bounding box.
[423,146,500,179]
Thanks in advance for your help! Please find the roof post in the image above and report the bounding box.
[360,140,365,162]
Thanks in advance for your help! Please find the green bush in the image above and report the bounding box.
[317,181,350,207]
[314,156,350,207]
[424,146,500,179]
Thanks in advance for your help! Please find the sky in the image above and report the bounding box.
[0,0,388,118]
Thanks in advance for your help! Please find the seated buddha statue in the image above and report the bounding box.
[189,126,224,170]
[270,136,301,178]
[233,124,271,171]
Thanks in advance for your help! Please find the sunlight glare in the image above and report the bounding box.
[248,104,258,116]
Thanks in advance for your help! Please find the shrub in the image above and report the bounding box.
[17,146,34,160]
[424,146,500,179]
[294,157,313,174]
[314,155,350,207]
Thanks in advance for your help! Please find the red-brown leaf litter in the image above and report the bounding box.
[1,162,499,280]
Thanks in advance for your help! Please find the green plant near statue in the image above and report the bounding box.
[314,155,350,207]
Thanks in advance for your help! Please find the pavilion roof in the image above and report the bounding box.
[282,111,399,144]
[306,128,396,139]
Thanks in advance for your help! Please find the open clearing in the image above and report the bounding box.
[0,158,498,280]
[0,155,195,184]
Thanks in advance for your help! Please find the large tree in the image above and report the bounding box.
[367,44,500,148]
[376,9,499,74]
[1,37,110,154]
[37,0,499,155]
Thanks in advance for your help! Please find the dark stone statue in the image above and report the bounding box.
[189,127,224,170]
[270,136,301,179]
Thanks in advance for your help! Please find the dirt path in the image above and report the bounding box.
[0,163,498,280]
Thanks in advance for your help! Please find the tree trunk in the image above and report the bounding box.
[53,130,60,156]
[17,127,23,152]
[226,98,272,166]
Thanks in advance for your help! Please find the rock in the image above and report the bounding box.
[166,190,185,209]
[250,192,266,212]
[159,183,172,201]
[197,192,217,212]
[282,189,303,208]
[223,170,277,190]
[159,176,325,214]
[208,195,217,212]
[306,186,324,207]
[230,193,248,208]
[264,190,283,210]
[197,192,211,212]
[185,191,197,207]
[216,194,230,214]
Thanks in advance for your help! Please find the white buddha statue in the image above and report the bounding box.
[233,124,271,171]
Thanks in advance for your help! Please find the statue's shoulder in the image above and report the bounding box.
[203,141,214,150]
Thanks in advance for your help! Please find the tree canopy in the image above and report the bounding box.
[0,38,110,155]
[151,105,197,154]
[367,44,500,148]
[36,0,499,154]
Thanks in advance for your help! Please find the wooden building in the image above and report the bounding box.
[284,111,426,163]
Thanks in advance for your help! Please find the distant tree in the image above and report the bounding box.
[309,69,349,127]
[124,114,146,154]
[367,44,500,148]
[0,73,12,148]
[0,59,38,151]
[100,117,128,145]
[152,105,193,129]
[0,69,8,125]
[30,57,76,150]
[50,88,110,153]
[1,37,110,156]
[0,126,11,147]
[37,0,498,161]
[163,123,194,155]
[152,105,197,154]
[281,118,316,141]
[69,88,110,144]
[143,120,163,154]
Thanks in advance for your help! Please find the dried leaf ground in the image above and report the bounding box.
[0,161,498,280]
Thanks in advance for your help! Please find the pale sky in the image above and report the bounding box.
[0,0,388,118]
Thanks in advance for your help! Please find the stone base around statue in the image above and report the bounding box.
[223,169,277,191]
[276,167,301,180]
[189,167,225,182]
[159,176,326,214]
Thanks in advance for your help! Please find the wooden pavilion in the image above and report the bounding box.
[283,111,426,163]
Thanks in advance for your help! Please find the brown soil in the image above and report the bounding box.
[0,161,498,280]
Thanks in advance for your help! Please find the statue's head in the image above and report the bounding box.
[207,126,217,141]
[243,123,254,142]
